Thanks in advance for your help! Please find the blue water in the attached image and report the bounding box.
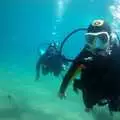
[0,0,120,120]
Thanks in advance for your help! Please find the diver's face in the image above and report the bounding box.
[85,32,110,51]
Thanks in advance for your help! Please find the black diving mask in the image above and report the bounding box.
[85,32,110,50]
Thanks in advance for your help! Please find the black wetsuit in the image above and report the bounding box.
[36,49,68,80]
[59,46,120,112]
[59,48,94,94]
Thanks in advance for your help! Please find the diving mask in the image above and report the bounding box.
[85,32,110,51]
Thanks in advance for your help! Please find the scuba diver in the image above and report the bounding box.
[35,41,69,81]
[58,19,120,114]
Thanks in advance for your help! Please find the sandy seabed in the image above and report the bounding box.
[0,62,120,120]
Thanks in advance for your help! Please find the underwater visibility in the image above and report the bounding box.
[1,0,120,120]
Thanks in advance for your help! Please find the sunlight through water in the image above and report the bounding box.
[110,0,120,33]
[52,0,71,40]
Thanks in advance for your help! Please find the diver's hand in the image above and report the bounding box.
[58,92,66,99]
[73,87,79,94]
[35,75,39,81]
[85,108,92,112]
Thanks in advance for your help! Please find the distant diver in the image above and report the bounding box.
[58,19,120,114]
[35,41,69,81]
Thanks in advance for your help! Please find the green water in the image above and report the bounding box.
[0,0,120,120]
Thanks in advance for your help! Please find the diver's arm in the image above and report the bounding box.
[35,57,41,81]
[59,47,92,94]
[59,56,80,94]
